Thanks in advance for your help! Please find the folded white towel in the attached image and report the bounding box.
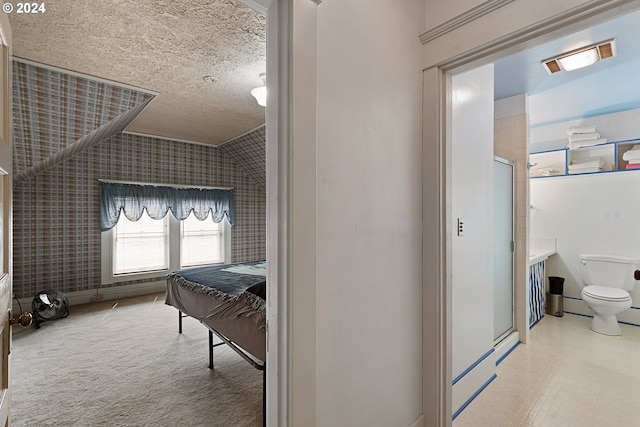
[530,168,559,177]
[622,145,640,161]
[568,132,600,143]
[567,138,607,150]
[568,158,604,170]
[568,167,602,174]
[567,126,597,135]
[628,159,640,165]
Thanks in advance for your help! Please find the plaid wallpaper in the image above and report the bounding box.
[11,59,266,299]
[12,131,266,299]
[12,59,155,175]
[219,125,265,189]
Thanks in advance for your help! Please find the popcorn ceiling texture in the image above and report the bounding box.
[11,60,266,300]
[9,0,266,145]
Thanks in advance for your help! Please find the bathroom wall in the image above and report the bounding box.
[494,94,529,343]
[530,108,640,326]
[451,63,496,417]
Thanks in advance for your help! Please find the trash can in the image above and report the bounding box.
[546,276,565,317]
[549,276,564,295]
[545,293,563,317]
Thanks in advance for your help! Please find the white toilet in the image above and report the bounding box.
[579,254,638,336]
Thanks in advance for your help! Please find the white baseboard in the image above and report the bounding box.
[12,281,166,315]
[564,296,640,327]
[406,414,425,427]
[452,349,496,418]
[495,331,520,365]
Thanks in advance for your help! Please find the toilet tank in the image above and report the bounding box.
[579,254,639,291]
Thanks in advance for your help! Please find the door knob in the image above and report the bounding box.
[8,310,32,327]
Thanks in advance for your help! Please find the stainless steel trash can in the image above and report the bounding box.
[545,292,563,317]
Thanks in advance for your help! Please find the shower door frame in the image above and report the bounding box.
[493,156,515,345]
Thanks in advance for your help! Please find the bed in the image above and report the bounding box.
[164,260,267,424]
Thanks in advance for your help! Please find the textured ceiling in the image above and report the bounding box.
[9,0,266,146]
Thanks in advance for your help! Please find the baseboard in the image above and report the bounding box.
[12,281,166,315]
[495,331,520,365]
[564,296,640,327]
[406,414,425,427]
[452,348,496,418]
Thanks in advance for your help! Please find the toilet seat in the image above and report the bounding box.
[583,285,631,302]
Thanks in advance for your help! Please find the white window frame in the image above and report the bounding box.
[112,211,170,276]
[101,213,231,285]
[179,214,226,268]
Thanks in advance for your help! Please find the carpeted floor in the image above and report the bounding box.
[10,293,263,427]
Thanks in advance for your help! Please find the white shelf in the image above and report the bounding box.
[530,138,640,178]
[529,149,565,178]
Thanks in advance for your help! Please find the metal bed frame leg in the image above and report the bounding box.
[179,311,265,425]
[209,330,214,369]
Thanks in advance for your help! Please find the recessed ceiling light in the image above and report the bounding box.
[542,39,616,74]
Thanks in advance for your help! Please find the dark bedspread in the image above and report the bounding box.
[166,261,266,314]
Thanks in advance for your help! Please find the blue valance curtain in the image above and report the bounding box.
[100,182,235,232]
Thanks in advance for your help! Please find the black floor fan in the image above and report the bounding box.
[31,290,70,328]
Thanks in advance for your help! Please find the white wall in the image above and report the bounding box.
[530,172,640,325]
[291,1,425,426]
[530,109,640,326]
[424,0,485,30]
[530,108,640,152]
[451,64,496,415]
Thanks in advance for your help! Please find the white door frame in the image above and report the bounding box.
[264,1,292,425]
[238,0,292,425]
[423,1,640,425]
[244,1,640,426]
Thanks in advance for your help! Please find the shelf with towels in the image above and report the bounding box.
[530,137,640,178]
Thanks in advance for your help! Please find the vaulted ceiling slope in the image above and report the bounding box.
[9,0,266,145]
[219,125,265,189]
[12,60,155,176]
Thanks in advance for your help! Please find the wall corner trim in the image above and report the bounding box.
[419,0,515,45]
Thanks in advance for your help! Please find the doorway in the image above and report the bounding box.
[423,2,640,424]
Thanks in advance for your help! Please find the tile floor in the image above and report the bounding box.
[453,313,640,427]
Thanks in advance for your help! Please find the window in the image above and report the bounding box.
[102,210,230,284]
[181,213,224,267]
[113,211,169,275]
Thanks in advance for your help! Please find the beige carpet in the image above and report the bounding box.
[10,293,263,427]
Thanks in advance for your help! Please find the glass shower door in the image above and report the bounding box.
[493,157,514,342]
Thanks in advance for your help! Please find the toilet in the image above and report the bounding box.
[579,254,638,335]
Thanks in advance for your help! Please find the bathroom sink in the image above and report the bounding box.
[529,249,556,264]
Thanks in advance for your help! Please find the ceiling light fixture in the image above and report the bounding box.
[542,39,616,74]
[251,73,266,107]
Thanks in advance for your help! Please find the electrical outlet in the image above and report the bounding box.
[90,293,104,302]
[457,218,464,236]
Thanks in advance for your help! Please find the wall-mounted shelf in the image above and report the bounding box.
[530,138,640,178]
